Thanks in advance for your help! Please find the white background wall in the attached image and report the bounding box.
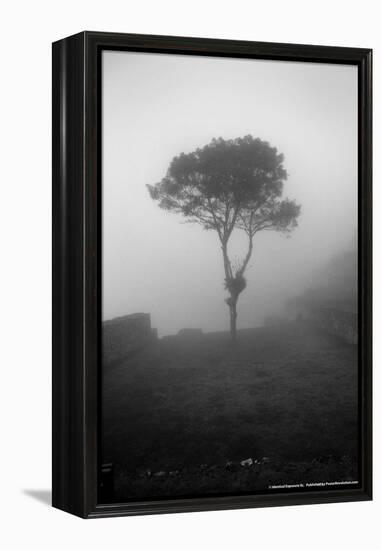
[0,1,378,548]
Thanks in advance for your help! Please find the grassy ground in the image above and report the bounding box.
[102,322,358,500]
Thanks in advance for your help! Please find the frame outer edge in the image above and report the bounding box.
[52,32,87,518]
[359,48,372,500]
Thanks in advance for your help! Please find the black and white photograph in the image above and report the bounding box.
[101,50,360,502]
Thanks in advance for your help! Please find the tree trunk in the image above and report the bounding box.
[229,301,237,341]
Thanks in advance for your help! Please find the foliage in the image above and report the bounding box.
[147,135,300,241]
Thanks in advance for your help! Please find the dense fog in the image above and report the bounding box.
[102,51,357,336]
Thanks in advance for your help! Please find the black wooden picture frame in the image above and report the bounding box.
[52,31,372,518]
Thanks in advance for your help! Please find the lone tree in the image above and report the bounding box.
[147,135,301,340]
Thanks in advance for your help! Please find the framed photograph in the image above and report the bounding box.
[52,32,372,518]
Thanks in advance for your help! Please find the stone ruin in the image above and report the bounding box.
[286,294,358,345]
[102,312,157,366]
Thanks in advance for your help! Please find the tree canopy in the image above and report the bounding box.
[147,136,300,242]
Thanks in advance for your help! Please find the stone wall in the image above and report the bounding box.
[286,293,357,345]
[103,313,156,365]
[313,307,358,345]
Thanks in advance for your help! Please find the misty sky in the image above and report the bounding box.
[102,51,357,336]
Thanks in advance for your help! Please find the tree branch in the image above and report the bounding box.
[237,234,254,276]
[222,242,233,279]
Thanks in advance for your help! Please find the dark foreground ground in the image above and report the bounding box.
[102,322,358,501]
